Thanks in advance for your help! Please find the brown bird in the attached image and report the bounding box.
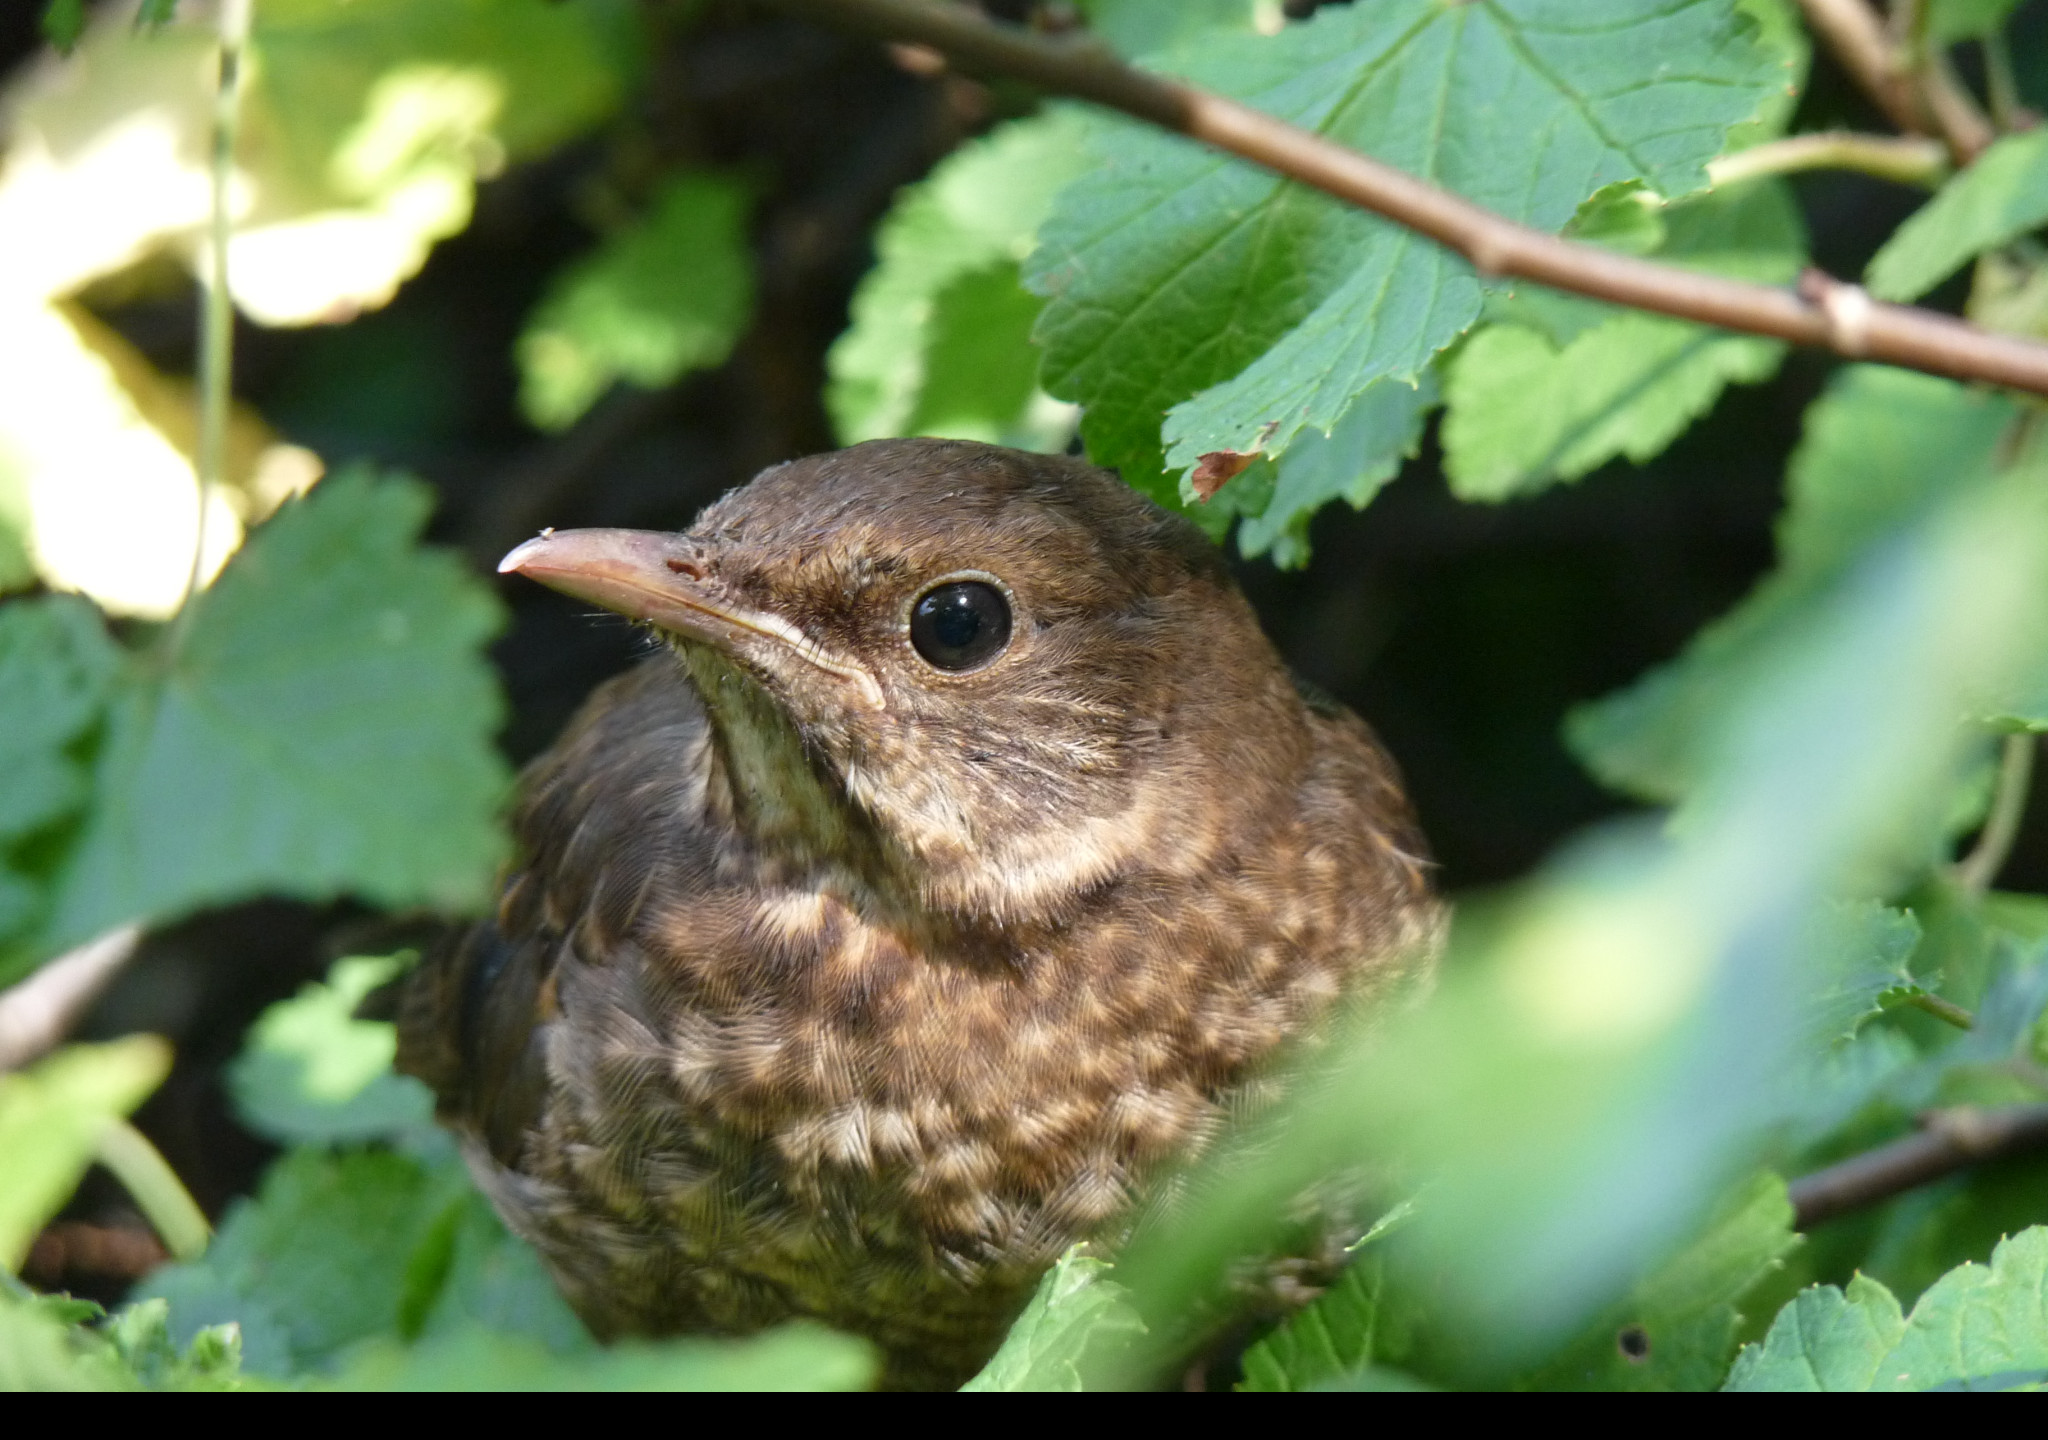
[397,438,1437,1388]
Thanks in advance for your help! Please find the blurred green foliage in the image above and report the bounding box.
[11,0,2048,1395]
[519,172,755,431]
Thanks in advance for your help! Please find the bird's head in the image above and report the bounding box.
[500,439,1314,925]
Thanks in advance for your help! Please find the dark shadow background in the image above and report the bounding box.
[9,0,2047,1298]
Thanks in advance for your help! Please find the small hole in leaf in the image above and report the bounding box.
[1617,1324,1650,1362]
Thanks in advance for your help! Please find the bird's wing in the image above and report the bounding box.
[396,657,716,1166]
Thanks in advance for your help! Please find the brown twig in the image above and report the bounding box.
[767,0,2048,399]
[1799,0,1993,162]
[1789,1102,2048,1228]
[1799,0,1927,135]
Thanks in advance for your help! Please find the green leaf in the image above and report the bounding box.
[0,1285,134,1391]
[1443,180,1803,501]
[227,955,437,1145]
[99,1298,247,1391]
[1723,1274,1906,1390]
[960,1248,1145,1391]
[0,597,121,848]
[1230,372,1436,567]
[518,172,755,431]
[408,1189,592,1355]
[1569,366,2017,803]
[1730,1228,2048,1389]
[35,468,509,959]
[1027,0,1783,506]
[0,1037,171,1271]
[1803,902,1922,1048]
[827,112,1089,451]
[1238,1252,1387,1391]
[138,1145,466,1374]
[1867,129,2048,302]
[327,1321,875,1391]
[1926,0,2022,43]
[1520,1173,1800,1391]
[40,0,85,53]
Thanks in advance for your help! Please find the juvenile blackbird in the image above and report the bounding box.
[397,438,1437,1388]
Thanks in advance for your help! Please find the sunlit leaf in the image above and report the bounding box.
[28,469,508,963]
[1027,0,1783,507]
[518,172,755,432]
[0,1037,171,1270]
[828,112,1087,453]
[228,955,436,1145]
[1443,181,1803,501]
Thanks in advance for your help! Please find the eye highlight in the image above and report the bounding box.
[909,580,1012,672]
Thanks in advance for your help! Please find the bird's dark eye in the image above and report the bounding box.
[909,580,1012,672]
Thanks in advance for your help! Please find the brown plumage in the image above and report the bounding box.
[396,439,1437,1388]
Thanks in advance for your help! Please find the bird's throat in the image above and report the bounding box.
[673,643,882,877]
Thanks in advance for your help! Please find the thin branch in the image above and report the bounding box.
[1955,732,2037,896]
[1797,0,1927,136]
[1920,45,1998,163]
[1982,30,2025,133]
[0,926,143,1072]
[766,0,2048,400]
[1707,131,1949,188]
[1790,1102,2048,1228]
[167,0,251,653]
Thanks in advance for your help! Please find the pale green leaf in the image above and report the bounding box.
[1028,0,1783,506]
[0,1037,171,1270]
[228,955,436,1145]
[518,172,755,431]
[1730,1229,2048,1390]
[1569,366,2017,802]
[39,468,510,955]
[1867,129,2048,302]
[828,112,1088,450]
[1443,180,1803,501]
[961,1248,1145,1391]
[1724,1274,1906,1390]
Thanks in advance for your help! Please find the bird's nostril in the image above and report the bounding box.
[666,557,705,579]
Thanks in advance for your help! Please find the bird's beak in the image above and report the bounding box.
[499,528,882,707]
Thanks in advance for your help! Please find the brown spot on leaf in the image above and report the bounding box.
[1189,449,1257,501]
[1617,1323,1651,1362]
